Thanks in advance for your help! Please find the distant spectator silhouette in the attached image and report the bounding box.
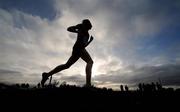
[37,83,41,88]
[41,19,94,87]
[125,85,129,92]
[120,85,124,91]
[138,82,164,92]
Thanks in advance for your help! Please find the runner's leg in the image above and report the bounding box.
[41,50,80,86]
[80,49,93,86]
[48,54,80,76]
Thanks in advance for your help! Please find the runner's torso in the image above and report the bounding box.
[73,30,89,50]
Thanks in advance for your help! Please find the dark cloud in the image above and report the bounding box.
[0,0,180,89]
[94,64,180,86]
[0,69,21,74]
[130,64,180,85]
[0,69,23,83]
[0,0,57,20]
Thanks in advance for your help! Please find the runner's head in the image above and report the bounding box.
[82,19,92,30]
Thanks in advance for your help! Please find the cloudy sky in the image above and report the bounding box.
[0,0,180,89]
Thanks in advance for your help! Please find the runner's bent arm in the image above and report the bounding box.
[85,36,93,47]
[67,24,81,33]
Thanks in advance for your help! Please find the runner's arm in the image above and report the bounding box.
[85,36,93,47]
[67,24,81,33]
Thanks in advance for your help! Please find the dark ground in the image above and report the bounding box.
[0,83,180,111]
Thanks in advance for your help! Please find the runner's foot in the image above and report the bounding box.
[41,72,49,87]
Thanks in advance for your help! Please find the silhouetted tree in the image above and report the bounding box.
[21,83,26,88]
[138,83,143,92]
[25,83,29,88]
[151,82,156,91]
[156,82,162,91]
[15,84,20,88]
[60,81,67,87]
[52,80,59,87]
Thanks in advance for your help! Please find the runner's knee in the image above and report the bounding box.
[88,60,93,65]
[64,63,71,69]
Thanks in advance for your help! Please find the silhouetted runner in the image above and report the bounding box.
[41,19,94,87]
